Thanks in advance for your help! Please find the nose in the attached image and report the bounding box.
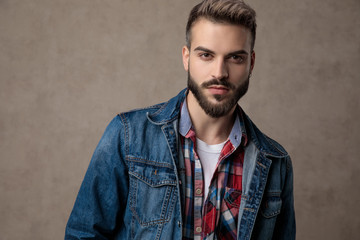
[211,59,228,80]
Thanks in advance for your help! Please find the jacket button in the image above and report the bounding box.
[178,221,181,228]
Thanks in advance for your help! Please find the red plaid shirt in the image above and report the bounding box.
[179,101,248,240]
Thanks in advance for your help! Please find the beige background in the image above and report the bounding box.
[1,0,359,239]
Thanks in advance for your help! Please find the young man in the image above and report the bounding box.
[65,1,295,239]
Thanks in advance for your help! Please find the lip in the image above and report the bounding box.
[207,86,229,95]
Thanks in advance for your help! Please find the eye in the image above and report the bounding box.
[229,55,245,63]
[199,52,213,60]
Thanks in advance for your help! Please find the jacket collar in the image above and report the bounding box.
[146,88,187,125]
[243,112,289,158]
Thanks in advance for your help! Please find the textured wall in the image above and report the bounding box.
[0,0,359,239]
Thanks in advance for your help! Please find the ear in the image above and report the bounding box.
[250,50,255,74]
[182,46,190,72]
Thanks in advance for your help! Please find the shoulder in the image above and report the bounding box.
[98,102,167,147]
[262,134,289,157]
[90,102,167,165]
[118,102,166,124]
[93,101,164,152]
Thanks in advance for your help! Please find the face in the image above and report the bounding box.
[182,18,255,118]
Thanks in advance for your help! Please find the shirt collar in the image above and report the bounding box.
[179,99,193,138]
[179,99,247,148]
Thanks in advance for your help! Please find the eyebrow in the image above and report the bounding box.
[193,46,249,56]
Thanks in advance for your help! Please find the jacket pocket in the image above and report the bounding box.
[260,192,282,218]
[128,161,177,226]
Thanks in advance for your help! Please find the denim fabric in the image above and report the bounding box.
[65,89,295,240]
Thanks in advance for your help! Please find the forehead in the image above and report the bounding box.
[190,18,252,52]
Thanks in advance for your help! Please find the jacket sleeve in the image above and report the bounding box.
[65,115,128,240]
[273,156,296,240]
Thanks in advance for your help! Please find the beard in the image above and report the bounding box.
[187,71,249,118]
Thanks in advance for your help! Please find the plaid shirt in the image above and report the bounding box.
[179,101,248,240]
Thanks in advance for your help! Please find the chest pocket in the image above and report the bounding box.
[260,193,282,218]
[128,161,178,226]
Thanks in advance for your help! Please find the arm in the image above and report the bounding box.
[65,116,128,239]
[273,156,296,240]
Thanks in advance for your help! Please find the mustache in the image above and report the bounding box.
[201,79,236,90]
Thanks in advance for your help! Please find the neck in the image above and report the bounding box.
[186,92,236,145]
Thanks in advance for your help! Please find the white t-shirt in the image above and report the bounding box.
[196,138,226,203]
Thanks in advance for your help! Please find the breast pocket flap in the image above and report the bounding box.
[129,163,177,187]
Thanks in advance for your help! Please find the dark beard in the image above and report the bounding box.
[187,72,249,118]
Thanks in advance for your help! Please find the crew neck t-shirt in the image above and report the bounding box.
[195,137,226,203]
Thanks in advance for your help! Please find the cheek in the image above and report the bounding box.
[190,60,206,78]
[229,65,250,79]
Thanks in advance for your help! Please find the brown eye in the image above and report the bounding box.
[199,53,213,61]
[229,55,245,63]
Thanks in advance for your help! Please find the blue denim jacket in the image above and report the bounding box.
[65,89,295,240]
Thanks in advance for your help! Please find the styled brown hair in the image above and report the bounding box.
[186,0,257,50]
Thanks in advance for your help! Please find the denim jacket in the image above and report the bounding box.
[65,89,295,240]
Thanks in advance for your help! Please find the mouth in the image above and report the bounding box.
[207,85,229,95]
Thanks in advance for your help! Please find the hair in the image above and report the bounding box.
[186,0,257,50]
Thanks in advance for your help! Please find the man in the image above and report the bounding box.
[65,0,295,239]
